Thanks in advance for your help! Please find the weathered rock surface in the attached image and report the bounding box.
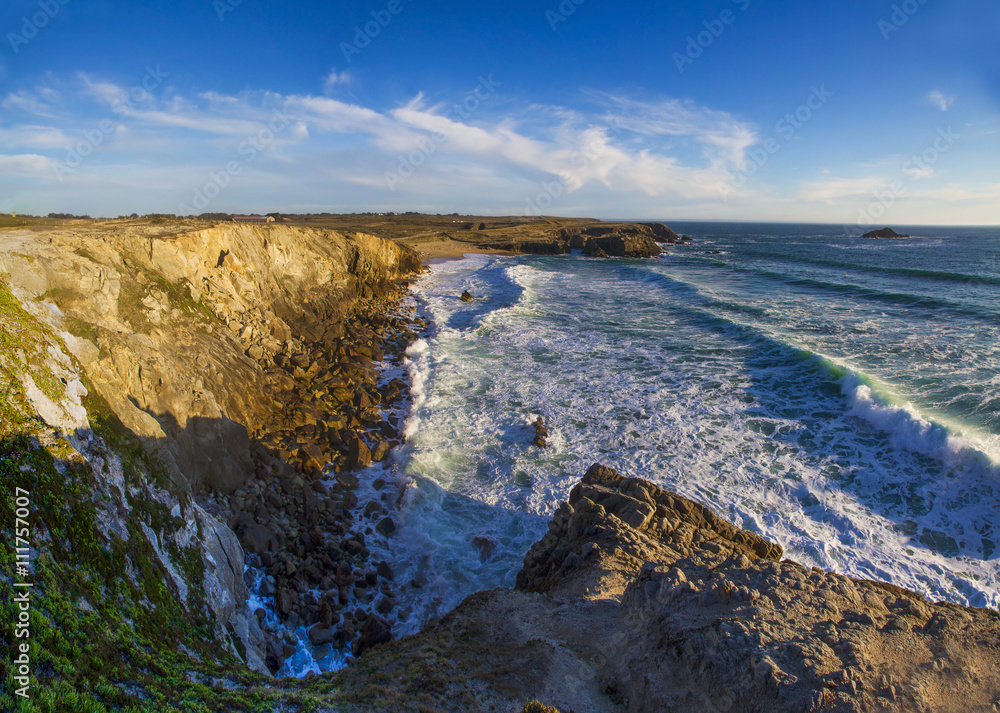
[0,219,422,679]
[324,464,1000,713]
[517,463,781,597]
[583,234,662,258]
[0,222,420,494]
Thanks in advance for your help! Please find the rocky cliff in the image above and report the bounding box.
[0,219,422,709]
[480,221,688,257]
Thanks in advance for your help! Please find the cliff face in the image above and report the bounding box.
[0,222,419,495]
[0,220,421,704]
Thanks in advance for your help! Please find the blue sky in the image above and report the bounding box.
[1,0,997,224]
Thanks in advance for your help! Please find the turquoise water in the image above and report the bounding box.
[382,223,1000,634]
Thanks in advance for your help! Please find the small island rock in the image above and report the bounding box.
[862,227,909,239]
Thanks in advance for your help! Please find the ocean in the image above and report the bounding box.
[277,223,1000,674]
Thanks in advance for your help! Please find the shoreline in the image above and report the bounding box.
[231,286,429,677]
[398,236,516,265]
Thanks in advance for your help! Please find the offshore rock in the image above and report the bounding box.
[863,227,910,239]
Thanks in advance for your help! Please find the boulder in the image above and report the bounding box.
[377,561,395,580]
[307,624,336,646]
[352,613,393,657]
[347,435,372,470]
[371,439,390,463]
[264,637,285,675]
[275,587,296,617]
[376,516,396,537]
[337,471,360,490]
[238,523,274,555]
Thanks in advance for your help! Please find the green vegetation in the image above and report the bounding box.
[0,278,53,437]
[0,282,329,712]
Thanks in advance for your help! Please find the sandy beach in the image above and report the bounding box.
[402,236,516,264]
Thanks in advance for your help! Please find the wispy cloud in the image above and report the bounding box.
[2,90,55,117]
[0,125,71,150]
[323,69,352,94]
[927,90,955,112]
[797,176,889,204]
[902,163,935,180]
[1,72,997,224]
[0,153,57,176]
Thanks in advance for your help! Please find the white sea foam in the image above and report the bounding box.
[842,369,1000,479]
[403,338,430,440]
[374,242,1000,640]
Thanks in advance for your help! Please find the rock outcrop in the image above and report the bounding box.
[863,227,910,239]
[483,221,686,258]
[583,234,662,258]
[324,464,1000,713]
[0,222,420,495]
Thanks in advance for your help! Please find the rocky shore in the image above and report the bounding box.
[461,220,692,258]
[321,464,1000,713]
[0,219,425,686]
[1,215,998,713]
[209,290,426,674]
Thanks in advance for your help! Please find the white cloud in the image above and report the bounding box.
[2,90,54,117]
[0,125,71,150]
[0,153,56,176]
[323,69,352,94]
[797,177,890,204]
[3,72,996,224]
[927,90,954,112]
[902,164,935,180]
[79,73,127,106]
